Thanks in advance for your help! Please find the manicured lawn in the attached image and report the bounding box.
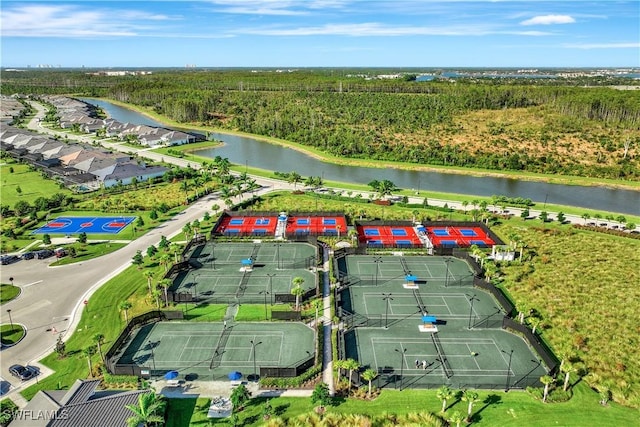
[175,381,636,426]
[49,242,127,266]
[234,304,272,321]
[0,324,26,345]
[0,284,21,304]
[0,161,72,209]
[182,304,227,322]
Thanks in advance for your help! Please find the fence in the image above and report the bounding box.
[271,311,302,321]
[503,317,559,374]
[260,355,315,378]
[104,310,184,376]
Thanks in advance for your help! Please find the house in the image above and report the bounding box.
[9,379,151,427]
[93,162,168,188]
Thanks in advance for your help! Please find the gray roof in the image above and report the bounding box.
[10,380,151,427]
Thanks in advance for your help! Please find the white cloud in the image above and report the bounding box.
[520,15,575,26]
[563,42,640,49]
[0,4,176,38]
[237,22,552,37]
[206,0,349,16]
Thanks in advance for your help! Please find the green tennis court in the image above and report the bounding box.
[171,242,317,301]
[340,255,474,287]
[116,321,314,380]
[346,327,547,389]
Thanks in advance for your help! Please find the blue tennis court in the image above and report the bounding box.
[367,240,383,245]
[296,218,310,225]
[255,218,271,225]
[364,228,380,236]
[229,219,245,225]
[396,240,412,246]
[460,229,478,237]
[470,240,488,246]
[252,228,268,234]
[33,216,136,234]
[322,218,336,225]
[391,229,407,236]
[432,229,449,236]
[440,240,458,246]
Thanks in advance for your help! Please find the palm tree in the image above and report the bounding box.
[361,368,378,398]
[159,253,171,273]
[333,359,345,383]
[291,277,305,311]
[563,361,578,391]
[447,410,464,427]
[125,392,166,427]
[230,384,251,412]
[461,389,479,421]
[461,201,469,214]
[182,223,193,241]
[344,358,361,393]
[119,301,133,324]
[288,171,302,189]
[436,385,454,413]
[143,270,154,295]
[581,213,590,224]
[170,243,181,264]
[541,375,554,402]
[93,333,105,363]
[82,345,96,377]
[159,279,172,307]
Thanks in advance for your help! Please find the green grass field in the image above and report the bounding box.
[168,380,636,426]
[0,284,21,304]
[0,324,26,345]
[0,161,72,209]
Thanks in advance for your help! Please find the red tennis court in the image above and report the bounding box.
[356,225,424,247]
[215,215,278,236]
[424,225,495,248]
[286,215,348,236]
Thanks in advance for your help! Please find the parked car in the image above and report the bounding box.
[8,365,38,381]
[0,255,19,265]
[54,247,67,258]
[21,251,35,260]
[34,249,54,259]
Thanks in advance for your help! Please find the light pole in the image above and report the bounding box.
[373,257,383,286]
[395,347,407,390]
[444,257,453,287]
[6,309,13,329]
[502,349,514,392]
[210,243,216,269]
[250,340,262,381]
[276,244,281,270]
[382,293,393,329]
[267,274,276,304]
[259,291,269,320]
[467,294,479,330]
[148,341,157,380]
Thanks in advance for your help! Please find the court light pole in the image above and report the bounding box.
[444,257,453,288]
[502,349,514,392]
[250,340,262,382]
[148,341,157,380]
[276,244,281,270]
[467,294,479,330]
[267,274,276,304]
[259,291,269,320]
[373,256,383,286]
[395,347,407,390]
[382,293,393,329]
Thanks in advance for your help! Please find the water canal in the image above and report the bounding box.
[82,98,640,215]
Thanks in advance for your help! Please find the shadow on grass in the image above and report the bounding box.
[472,393,502,421]
[165,397,197,427]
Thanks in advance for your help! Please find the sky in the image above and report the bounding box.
[1,0,639,68]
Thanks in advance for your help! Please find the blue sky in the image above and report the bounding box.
[1,0,638,68]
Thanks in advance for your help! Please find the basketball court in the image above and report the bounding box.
[32,216,136,234]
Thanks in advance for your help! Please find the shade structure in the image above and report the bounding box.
[228,371,242,381]
[241,259,253,266]
[164,370,179,380]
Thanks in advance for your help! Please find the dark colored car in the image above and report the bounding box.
[34,249,54,259]
[21,251,35,260]
[0,255,19,265]
[8,365,38,381]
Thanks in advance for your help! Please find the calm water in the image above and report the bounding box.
[82,98,640,215]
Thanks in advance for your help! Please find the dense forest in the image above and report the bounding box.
[3,69,639,180]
